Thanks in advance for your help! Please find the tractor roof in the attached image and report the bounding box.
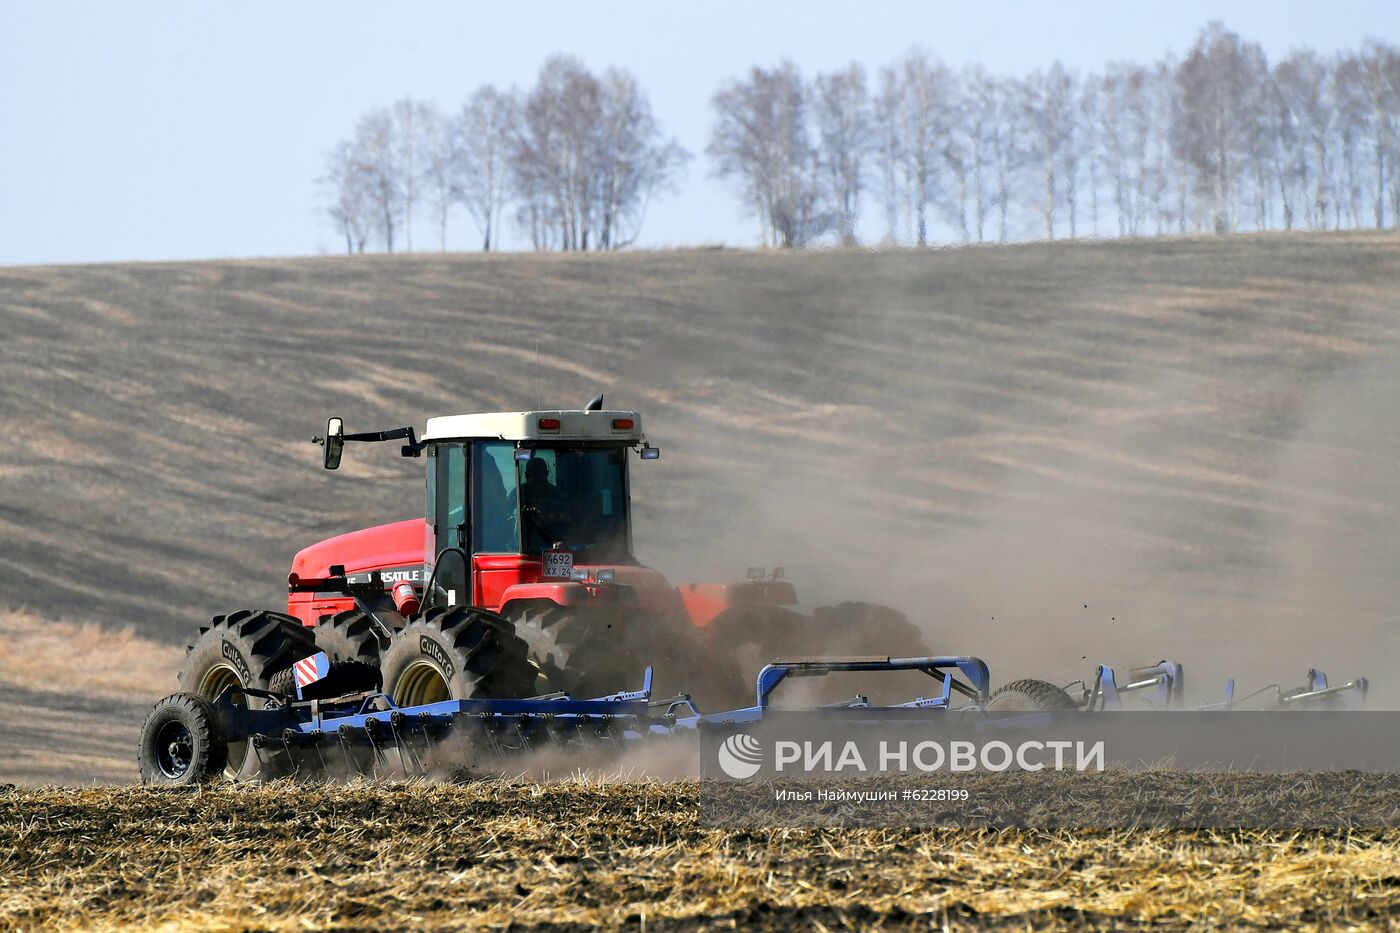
[422,410,643,443]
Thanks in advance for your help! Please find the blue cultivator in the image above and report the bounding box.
[1076,662,1369,710]
[138,654,1369,784]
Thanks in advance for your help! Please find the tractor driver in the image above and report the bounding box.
[521,457,560,501]
[518,456,570,550]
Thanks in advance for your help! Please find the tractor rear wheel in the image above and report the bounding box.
[380,606,537,706]
[811,601,931,657]
[985,679,1079,711]
[313,609,388,664]
[177,609,317,777]
[701,606,812,707]
[139,693,228,785]
[508,602,706,700]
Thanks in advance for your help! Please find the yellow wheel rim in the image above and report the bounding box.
[394,660,451,706]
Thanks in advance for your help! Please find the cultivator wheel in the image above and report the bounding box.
[985,679,1079,711]
[313,608,388,664]
[178,609,318,777]
[139,694,228,785]
[380,606,537,706]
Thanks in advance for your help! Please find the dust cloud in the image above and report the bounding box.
[625,255,1399,710]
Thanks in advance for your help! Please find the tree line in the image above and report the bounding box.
[321,25,1400,252]
[321,54,687,253]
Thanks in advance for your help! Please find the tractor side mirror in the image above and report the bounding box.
[323,417,345,470]
[640,446,660,460]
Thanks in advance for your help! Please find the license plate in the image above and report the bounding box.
[541,550,574,579]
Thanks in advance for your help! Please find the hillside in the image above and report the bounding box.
[2,233,1398,735]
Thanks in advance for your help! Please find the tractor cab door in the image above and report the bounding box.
[426,440,527,611]
[425,442,472,608]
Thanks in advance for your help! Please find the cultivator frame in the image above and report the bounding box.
[1077,662,1369,711]
[140,653,1370,784]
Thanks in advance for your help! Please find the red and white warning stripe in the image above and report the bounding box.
[294,652,329,690]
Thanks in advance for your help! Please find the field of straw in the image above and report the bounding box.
[2,780,1398,931]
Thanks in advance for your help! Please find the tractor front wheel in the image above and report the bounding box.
[177,609,317,777]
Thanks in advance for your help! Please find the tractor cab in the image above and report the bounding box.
[307,405,666,619]
[416,408,658,611]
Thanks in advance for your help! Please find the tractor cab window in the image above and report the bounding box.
[516,446,630,562]
[473,442,520,553]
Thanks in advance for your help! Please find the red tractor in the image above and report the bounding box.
[177,399,928,756]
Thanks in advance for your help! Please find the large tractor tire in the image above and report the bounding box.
[811,601,931,657]
[177,609,317,777]
[701,606,813,708]
[508,602,707,700]
[313,609,388,664]
[139,693,228,785]
[380,606,537,706]
[985,679,1080,712]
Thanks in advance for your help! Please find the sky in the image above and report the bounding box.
[1,1,1396,265]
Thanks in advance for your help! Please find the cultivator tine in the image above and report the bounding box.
[511,715,531,751]
[386,712,429,776]
[364,717,390,775]
[337,724,364,776]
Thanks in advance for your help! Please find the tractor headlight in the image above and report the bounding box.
[594,569,616,584]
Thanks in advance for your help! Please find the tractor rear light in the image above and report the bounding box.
[611,418,634,431]
[538,418,561,431]
[288,572,301,587]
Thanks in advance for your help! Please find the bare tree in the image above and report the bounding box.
[1019,62,1076,239]
[515,55,600,251]
[1078,76,1102,236]
[1098,63,1149,236]
[1173,23,1269,233]
[319,140,375,253]
[455,85,518,252]
[593,68,689,249]
[512,57,686,252]
[876,49,957,245]
[940,72,973,243]
[416,103,455,251]
[390,99,430,252]
[962,66,1006,243]
[1332,53,1369,229]
[352,107,401,251]
[1276,50,1335,229]
[1358,40,1400,227]
[814,64,871,245]
[709,61,828,247]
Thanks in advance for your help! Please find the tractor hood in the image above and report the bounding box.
[289,518,426,584]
